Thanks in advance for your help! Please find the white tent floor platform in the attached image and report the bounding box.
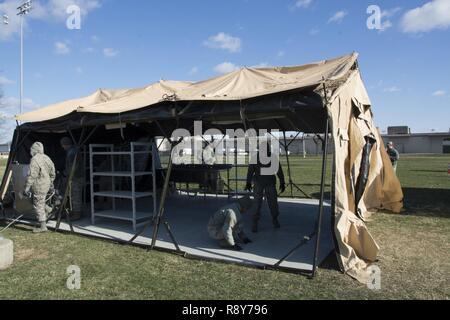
[46,195,334,272]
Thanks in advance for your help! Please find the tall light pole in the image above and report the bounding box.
[17,0,32,115]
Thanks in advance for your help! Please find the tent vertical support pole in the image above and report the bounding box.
[283,131,293,197]
[311,81,331,278]
[128,120,184,253]
[55,126,89,233]
[270,128,309,199]
[281,131,310,198]
[150,149,174,249]
[0,129,22,201]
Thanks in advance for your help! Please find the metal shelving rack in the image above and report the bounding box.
[89,142,157,231]
[226,139,252,199]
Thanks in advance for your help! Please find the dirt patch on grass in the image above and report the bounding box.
[15,248,49,262]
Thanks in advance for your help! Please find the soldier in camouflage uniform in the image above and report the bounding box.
[245,142,286,233]
[23,142,56,233]
[207,196,253,251]
[60,137,84,220]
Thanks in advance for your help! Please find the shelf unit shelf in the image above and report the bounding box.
[92,210,151,222]
[92,171,152,177]
[89,142,157,231]
[93,191,154,199]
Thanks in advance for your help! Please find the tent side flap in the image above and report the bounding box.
[329,69,403,283]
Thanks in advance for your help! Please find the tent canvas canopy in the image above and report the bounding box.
[16,53,357,122]
[2,52,403,283]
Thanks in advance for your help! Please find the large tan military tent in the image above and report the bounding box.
[0,53,403,282]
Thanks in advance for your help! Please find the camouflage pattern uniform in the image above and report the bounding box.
[24,142,56,222]
[207,203,247,247]
[246,156,285,224]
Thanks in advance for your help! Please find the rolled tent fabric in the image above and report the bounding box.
[354,136,376,211]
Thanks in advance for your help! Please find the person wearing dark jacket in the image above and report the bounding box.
[245,142,285,233]
[386,141,400,173]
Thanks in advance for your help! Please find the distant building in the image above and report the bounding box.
[387,126,411,135]
[0,143,10,155]
[156,130,450,157]
[381,132,450,154]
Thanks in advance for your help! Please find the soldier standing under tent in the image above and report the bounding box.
[60,137,84,220]
[245,141,286,233]
[386,141,400,173]
[23,142,56,233]
[207,196,253,251]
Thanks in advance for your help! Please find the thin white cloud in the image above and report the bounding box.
[0,0,26,40]
[0,96,40,143]
[91,35,100,42]
[384,86,402,93]
[295,0,313,9]
[1,96,40,111]
[46,0,101,20]
[204,32,242,53]
[381,7,402,19]
[213,62,239,74]
[309,28,320,36]
[83,47,95,53]
[277,50,285,58]
[328,10,348,24]
[401,0,450,33]
[188,66,199,75]
[0,0,102,41]
[0,76,15,86]
[54,41,70,55]
[432,90,446,97]
[379,20,393,32]
[103,48,119,57]
[379,7,402,32]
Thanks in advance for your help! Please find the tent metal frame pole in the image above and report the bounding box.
[310,116,329,277]
[128,120,184,253]
[273,81,331,273]
[150,149,175,249]
[0,129,24,201]
[0,129,38,231]
[287,111,325,145]
[311,80,331,278]
[55,124,100,233]
[272,126,324,268]
[269,129,310,199]
[55,127,89,232]
[35,218,313,276]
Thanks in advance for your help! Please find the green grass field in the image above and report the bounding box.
[0,155,449,300]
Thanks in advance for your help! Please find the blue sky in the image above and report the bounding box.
[0,0,449,143]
